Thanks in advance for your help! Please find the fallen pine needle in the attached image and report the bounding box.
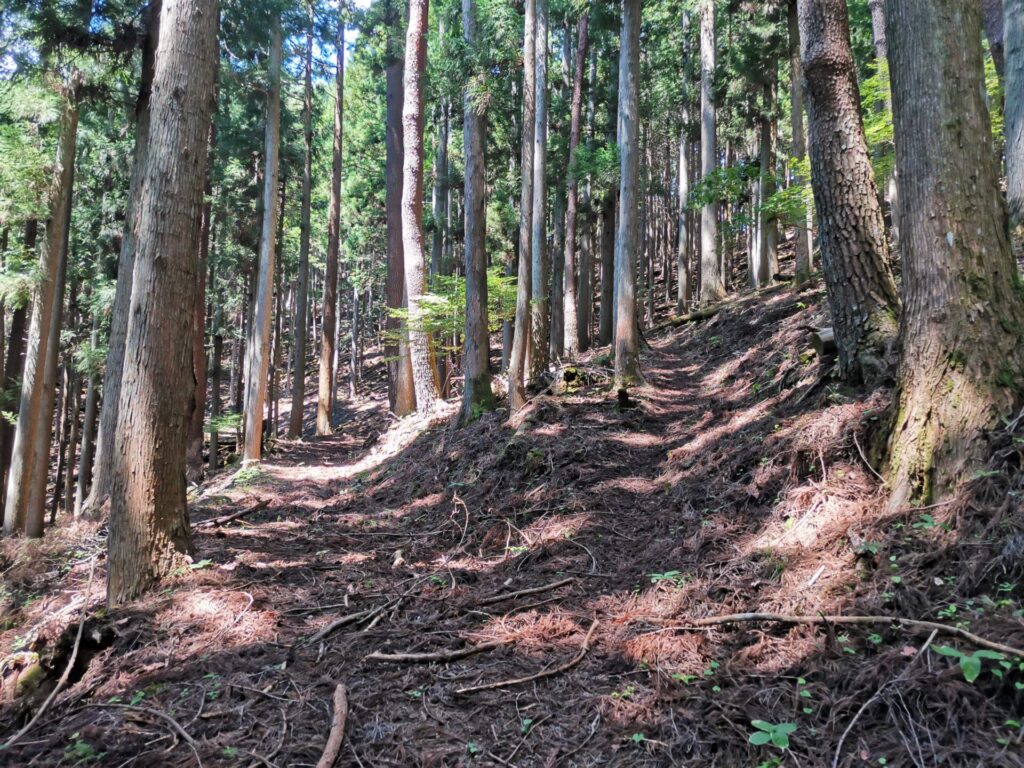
[657,612,1024,658]
[457,618,599,694]
[365,640,506,663]
[315,683,348,768]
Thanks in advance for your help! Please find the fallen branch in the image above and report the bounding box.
[89,702,202,766]
[365,640,505,664]
[478,577,576,606]
[195,499,270,528]
[457,618,599,694]
[658,612,1024,658]
[315,683,348,768]
[651,306,722,333]
[2,557,97,751]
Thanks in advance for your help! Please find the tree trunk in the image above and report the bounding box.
[798,0,900,383]
[86,1,159,517]
[75,309,101,517]
[3,80,78,538]
[563,12,589,359]
[318,19,345,435]
[529,0,550,382]
[385,29,417,417]
[614,0,642,388]
[242,21,281,463]
[699,0,724,303]
[885,0,1024,507]
[788,0,813,283]
[460,0,494,422]
[288,7,314,438]
[0,223,33,512]
[983,0,1006,81]
[578,47,597,352]
[507,0,536,410]
[186,123,215,479]
[209,320,223,470]
[401,0,440,414]
[107,0,218,604]
[1007,0,1023,252]
[431,99,449,277]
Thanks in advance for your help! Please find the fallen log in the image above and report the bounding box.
[194,499,270,529]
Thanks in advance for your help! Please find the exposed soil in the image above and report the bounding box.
[2,279,1024,767]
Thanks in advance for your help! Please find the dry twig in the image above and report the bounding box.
[195,499,270,528]
[315,683,348,768]
[89,702,202,767]
[366,640,506,663]
[457,618,599,694]
[478,577,576,606]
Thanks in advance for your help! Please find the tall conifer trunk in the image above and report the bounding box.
[1007,0,1023,251]
[698,0,724,303]
[563,13,589,359]
[885,0,1024,507]
[529,0,550,382]
[107,0,218,603]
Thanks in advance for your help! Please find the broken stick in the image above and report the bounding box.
[365,640,506,664]
[195,499,270,528]
[315,683,348,768]
[457,618,599,694]
[478,577,576,606]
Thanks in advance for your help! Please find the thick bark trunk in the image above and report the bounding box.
[788,0,813,283]
[288,8,314,438]
[563,13,589,359]
[3,81,78,538]
[401,0,440,413]
[242,22,281,463]
[983,0,1006,80]
[614,0,642,388]
[529,0,550,382]
[385,46,416,416]
[699,0,724,303]
[431,99,449,277]
[885,0,1024,507]
[107,0,218,604]
[318,19,345,435]
[460,0,494,422]
[74,310,101,517]
[508,0,536,411]
[578,47,597,352]
[798,0,900,383]
[756,78,778,287]
[1007,0,1023,251]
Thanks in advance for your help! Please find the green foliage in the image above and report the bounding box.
[933,645,1006,683]
[749,721,797,750]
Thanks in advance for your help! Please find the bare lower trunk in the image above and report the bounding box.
[0,224,33,511]
[529,0,550,382]
[798,0,900,383]
[3,82,78,538]
[614,0,642,389]
[699,0,724,303]
[74,311,101,517]
[242,22,281,462]
[107,0,218,604]
[788,0,812,282]
[563,13,589,359]
[508,0,536,411]
[598,192,616,345]
[318,20,344,435]
[884,0,1024,507]
[460,0,494,422]
[982,0,1006,81]
[401,0,440,413]
[288,9,314,438]
[1007,0,1023,251]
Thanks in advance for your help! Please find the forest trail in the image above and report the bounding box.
[4,282,1024,767]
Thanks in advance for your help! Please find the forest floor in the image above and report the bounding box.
[3,279,1024,767]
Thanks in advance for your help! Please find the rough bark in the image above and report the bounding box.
[982,0,1006,80]
[563,13,589,359]
[614,0,642,388]
[798,0,900,383]
[242,22,281,463]
[401,0,440,413]
[288,7,314,438]
[431,98,449,277]
[74,310,101,517]
[885,0,1024,507]
[318,19,345,435]
[86,1,159,516]
[3,81,78,538]
[186,121,215,480]
[107,0,218,604]
[1007,0,1023,250]
[699,0,724,303]
[507,0,536,411]
[578,49,597,352]
[529,0,550,381]
[788,0,812,282]
[460,0,494,422]
[0,224,32,512]
[385,35,416,416]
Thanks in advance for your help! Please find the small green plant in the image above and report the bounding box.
[65,733,102,764]
[222,747,239,758]
[611,685,637,699]
[649,570,686,588]
[933,645,1005,683]
[466,741,481,756]
[520,718,533,734]
[630,732,647,745]
[749,720,797,750]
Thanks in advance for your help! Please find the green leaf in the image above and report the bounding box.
[959,654,982,683]
[751,720,773,732]
[932,645,962,658]
[749,732,772,746]
[771,731,791,749]
[973,650,1005,660]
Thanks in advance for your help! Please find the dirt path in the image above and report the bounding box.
[3,284,1024,767]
